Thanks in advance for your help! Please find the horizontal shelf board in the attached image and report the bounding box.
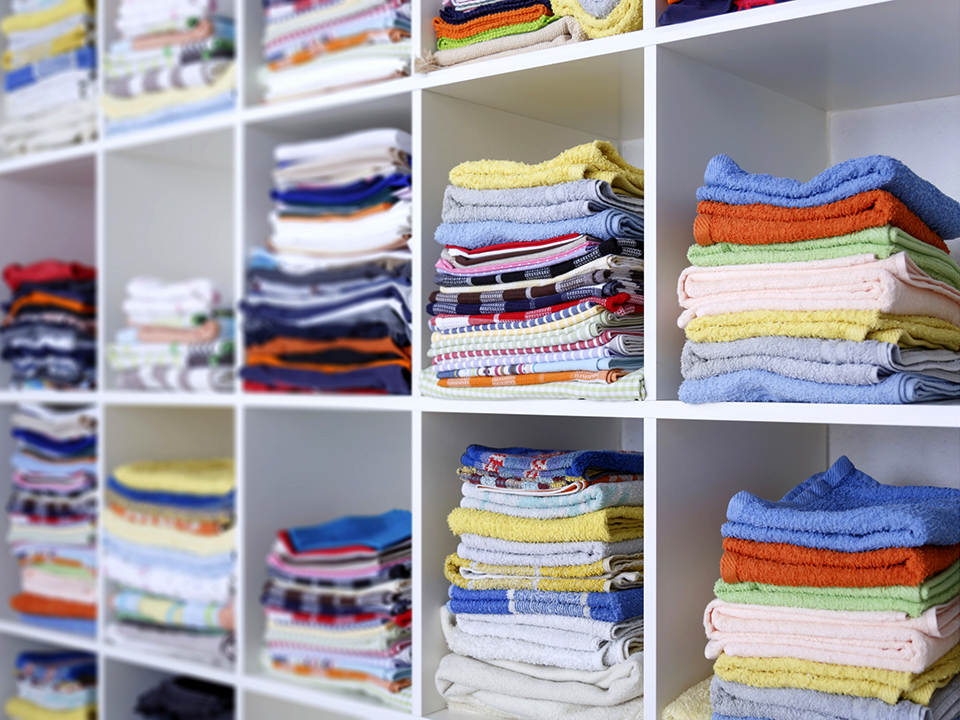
[0,390,97,406]
[0,143,95,181]
[241,392,413,412]
[242,671,413,720]
[418,397,652,419]
[103,643,238,685]
[102,111,238,155]
[0,619,98,652]
[100,391,237,407]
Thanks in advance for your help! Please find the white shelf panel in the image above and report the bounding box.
[242,672,412,720]
[0,619,98,653]
[100,391,237,407]
[241,393,413,412]
[418,397,653,418]
[101,111,238,155]
[0,144,96,180]
[103,643,237,686]
[0,390,98,406]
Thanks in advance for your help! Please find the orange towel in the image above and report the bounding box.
[438,369,626,387]
[720,537,960,588]
[7,292,96,317]
[269,28,410,71]
[10,592,96,619]
[434,5,553,39]
[693,190,948,253]
[246,336,412,374]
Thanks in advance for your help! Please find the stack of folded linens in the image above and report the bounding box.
[5,651,96,720]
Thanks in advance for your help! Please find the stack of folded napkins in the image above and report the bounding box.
[436,445,645,720]
[421,141,645,401]
[678,154,960,404]
[260,510,412,710]
[5,651,96,720]
[133,676,234,720]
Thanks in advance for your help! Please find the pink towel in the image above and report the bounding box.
[703,596,960,674]
[678,252,960,328]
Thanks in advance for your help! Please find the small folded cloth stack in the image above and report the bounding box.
[240,128,412,394]
[108,277,234,393]
[421,141,646,401]
[677,153,960,404]
[659,0,793,25]
[102,0,235,136]
[104,458,236,668]
[436,445,645,720]
[6,404,97,637]
[258,0,411,104]
[1,260,96,390]
[0,0,97,156]
[134,676,233,720]
[260,509,412,711]
[5,651,96,720]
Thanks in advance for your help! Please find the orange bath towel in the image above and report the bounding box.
[434,5,553,38]
[10,592,96,619]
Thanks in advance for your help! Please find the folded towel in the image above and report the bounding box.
[437,14,559,49]
[4,698,94,720]
[448,506,644,543]
[445,553,642,591]
[663,677,713,720]
[458,534,645,567]
[552,0,642,37]
[112,458,235,495]
[462,445,644,478]
[285,509,411,553]
[111,590,234,631]
[435,209,644,249]
[698,155,960,240]
[460,480,644,518]
[454,611,643,642]
[448,585,644,622]
[434,4,553,38]
[722,456,960,551]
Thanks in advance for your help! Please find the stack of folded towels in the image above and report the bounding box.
[677,154,960,404]
[102,0,235,136]
[108,277,234,393]
[421,141,646,401]
[5,651,96,720]
[258,0,411,104]
[2,260,96,390]
[7,404,97,637]
[436,445,645,720]
[659,0,793,26]
[0,0,97,156]
[134,676,233,720]
[260,509,412,710]
[241,128,412,394]
[104,458,236,668]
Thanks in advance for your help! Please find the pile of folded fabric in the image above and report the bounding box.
[421,141,646,401]
[258,0,411,104]
[0,0,97,156]
[104,458,236,668]
[134,677,233,720]
[1,260,97,390]
[677,153,960,404]
[260,509,412,710]
[659,0,793,25]
[240,128,412,394]
[5,651,96,720]
[108,277,234,393]
[7,404,97,637]
[102,0,235,136]
[436,445,645,720]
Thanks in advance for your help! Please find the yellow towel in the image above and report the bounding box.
[3,25,88,70]
[449,141,644,197]
[449,553,642,578]
[1,0,91,33]
[5,698,95,720]
[102,63,236,120]
[447,506,643,543]
[713,643,960,706]
[113,458,235,495]
[552,0,641,38]
[444,553,643,591]
[663,677,713,720]
[685,310,960,351]
[103,509,235,555]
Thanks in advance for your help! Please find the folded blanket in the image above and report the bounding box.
[459,534,644,567]
[112,458,235,495]
[460,479,643,518]
[445,553,642,591]
[462,445,644,478]
[448,506,644,542]
[435,210,644,249]
[663,677,713,720]
[448,585,643,622]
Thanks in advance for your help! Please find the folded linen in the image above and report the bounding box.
[552,0,642,37]
[420,366,645,399]
[445,553,642,591]
[448,585,643,621]
[435,210,644,249]
[4,698,94,720]
[436,15,560,50]
[101,63,235,121]
[448,506,643,542]
[459,533,644,566]
[462,445,644,477]
[460,479,643,518]
[112,459,235,496]
[284,510,411,553]
[111,589,234,631]
[455,610,643,642]
[106,622,234,668]
[663,677,713,720]
[103,511,235,555]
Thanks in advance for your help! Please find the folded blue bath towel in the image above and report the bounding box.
[434,210,644,249]
[447,586,644,622]
[286,509,411,553]
[722,455,960,552]
[11,429,96,456]
[461,446,644,479]
[697,154,960,240]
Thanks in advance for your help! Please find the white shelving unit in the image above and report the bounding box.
[0,0,957,718]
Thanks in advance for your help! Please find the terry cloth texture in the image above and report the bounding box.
[461,445,644,478]
[7,650,96,720]
[112,459,235,496]
[663,677,713,720]
[448,506,643,543]
[444,553,642,591]
[460,480,644,518]
[459,534,645,567]
[285,510,412,553]
[435,209,644,249]
[551,0,641,37]
[447,586,644,622]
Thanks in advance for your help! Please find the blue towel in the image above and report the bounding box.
[461,445,644,479]
[659,0,733,25]
[5,46,96,93]
[272,173,411,207]
[107,477,235,510]
[722,455,960,552]
[434,210,644,249]
[447,586,644,622]
[697,154,960,240]
[285,509,412,553]
[18,614,96,638]
[15,651,96,682]
[11,429,96,457]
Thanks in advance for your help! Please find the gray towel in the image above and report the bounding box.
[458,534,645,567]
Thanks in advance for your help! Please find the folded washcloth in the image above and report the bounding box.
[552,0,642,37]
[112,458,235,496]
[663,677,713,720]
[445,553,642,591]
[284,509,412,553]
[448,506,644,543]
[460,479,643,518]
[434,209,644,249]
[458,534,645,567]
[448,585,644,621]
[697,155,960,240]
[461,445,644,478]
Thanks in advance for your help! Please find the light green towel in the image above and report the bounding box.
[437,15,558,49]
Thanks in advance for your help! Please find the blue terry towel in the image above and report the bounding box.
[461,446,644,479]
[272,173,411,207]
[11,429,96,456]
[678,369,960,404]
[722,455,960,552]
[285,509,412,553]
[434,210,644,249]
[697,154,960,240]
[447,586,643,622]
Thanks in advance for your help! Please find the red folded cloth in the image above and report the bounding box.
[3,260,96,292]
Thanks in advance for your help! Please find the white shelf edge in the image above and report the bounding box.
[0,618,98,652]
[240,393,413,412]
[101,111,239,154]
[0,390,98,405]
[100,390,237,407]
[242,671,413,720]
[0,143,96,178]
[103,643,238,685]
[418,397,654,419]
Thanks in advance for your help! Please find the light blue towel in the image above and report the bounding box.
[286,509,411,553]
[447,586,644,622]
[11,452,96,475]
[460,480,644,519]
[722,455,960,552]
[19,614,96,637]
[103,532,235,575]
[697,154,960,240]
[106,91,235,136]
[434,210,644,249]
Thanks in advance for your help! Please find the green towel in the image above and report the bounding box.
[686,226,960,291]
[438,15,558,49]
[714,560,959,617]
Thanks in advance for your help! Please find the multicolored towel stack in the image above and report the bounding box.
[5,651,96,720]
[7,404,97,637]
[134,676,233,720]
[107,277,234,393]
[677,154,960,404]
[421,141,646,401]
[260,509,412,710]
[1,260,96,390]
[659,0,794,26]
[240,128,412,394]
[102,0,235,135]
[436,445,645,720]
[0,0,97,156]
[104,458,236,668]
[258,0,411,104]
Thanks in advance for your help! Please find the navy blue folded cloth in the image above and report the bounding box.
[461,445,644,479]
[439,0,550,23]
[286,509,412,553]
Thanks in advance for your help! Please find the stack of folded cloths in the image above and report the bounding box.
[108,277,234,393]
[102,0,235,136]
[258,0,411,105]
[260,509,412,710]
[104,458,236,668]
[436,445,645,720]
[2,260,96,390]
[240,128,412,394]
[134,677,233,720]
[5,651,96,720]
[7,404,97,637]
[421,141,646,401]
[677,154,960,404]
[659,0,793,26]
[0,0,97,156]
